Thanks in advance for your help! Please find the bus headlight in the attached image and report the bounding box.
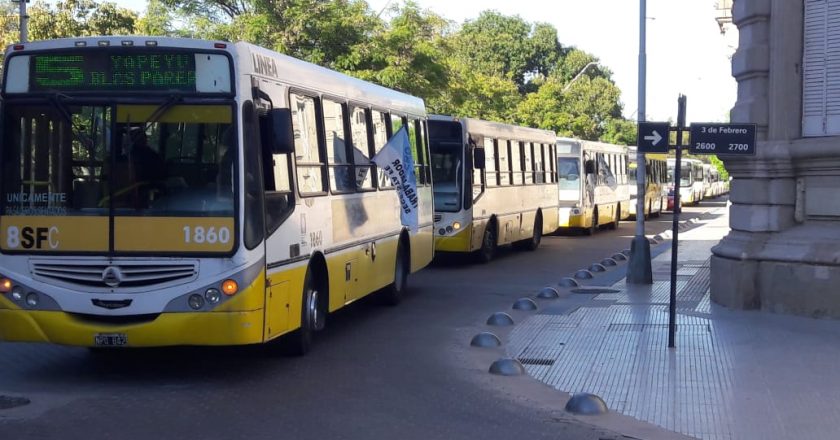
[452,222,461,231]
[571,208,582,215]
[205,288,221,304]
[188,294,205,310]
[438,228,446,235]
[11,286,23,302]
[25,293,39,307]
[446,226,453,233]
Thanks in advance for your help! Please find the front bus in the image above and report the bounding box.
[0,37,434,355]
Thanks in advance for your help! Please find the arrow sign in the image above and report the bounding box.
[644,130,663,146]
[637,121,670,153]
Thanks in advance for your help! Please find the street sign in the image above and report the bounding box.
[689,123,756,155]
[637,122,670,153]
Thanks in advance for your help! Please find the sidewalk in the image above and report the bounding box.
[507,206,840,440]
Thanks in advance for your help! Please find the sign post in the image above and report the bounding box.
[643,96,756,349]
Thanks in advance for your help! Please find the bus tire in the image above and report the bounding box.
[524,211,543,251]
[608,205,620,230]
[476,221,497,263]
[381,238,409,306]
[583,208,598,236]
[285,265,325,356]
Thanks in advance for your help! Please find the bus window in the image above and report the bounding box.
[349,106,374,190]
[372,110,391,188]
[498,140,511,186]
[323,99,352,193]
[484,137,497,186]
[557,157,580,191]
[548,144,557,182]
[534,143,545,184]
[291,93,325,195]
[418,120,430,186]
[391,114,404,137]
[409,118,422,185]
[523,142,534,184]
[510,140,522,185]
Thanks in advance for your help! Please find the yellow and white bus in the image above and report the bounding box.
[667,158,704,207]
[0,37,434,354]
[429,116,558,262]
[556,138,631,234]
[628,148,668,218]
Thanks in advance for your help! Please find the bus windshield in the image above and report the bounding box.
[557,157,580,191]
[667,165,693,187]
[1,102,236,252]
[429,121,463,212]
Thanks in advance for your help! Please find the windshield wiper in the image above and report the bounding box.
[123,93,183,150]
[50,93,96,151]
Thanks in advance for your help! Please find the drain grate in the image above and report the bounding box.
[571,287,621,294]
[0,395,30,410]
[518,357,556,366]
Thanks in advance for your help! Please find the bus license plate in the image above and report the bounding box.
[94,333,127,347]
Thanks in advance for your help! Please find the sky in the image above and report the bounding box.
[108,0,737,124]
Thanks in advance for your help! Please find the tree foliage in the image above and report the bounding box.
[28,0,137,40]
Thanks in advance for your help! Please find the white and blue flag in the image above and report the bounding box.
[371,126,419,231]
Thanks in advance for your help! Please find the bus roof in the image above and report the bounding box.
[4,36,228,55]
[557,137,627,155]
[430,115,556,143]
[237,42,425,117]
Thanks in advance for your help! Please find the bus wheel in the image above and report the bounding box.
[286,267,324,356]
[381,240,409,306]
[608,205,620,230]
[476,223,497,263]
[583,209,598,236]
[524,212,543,251]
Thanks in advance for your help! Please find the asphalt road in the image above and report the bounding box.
[0,202,723,440]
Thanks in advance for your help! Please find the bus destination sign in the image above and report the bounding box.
[30,52,198,92]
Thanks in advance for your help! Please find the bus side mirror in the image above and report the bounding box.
[263,108,294,154]
[474,148,486,169]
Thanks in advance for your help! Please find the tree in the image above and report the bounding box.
[515,69,627,141]
[28,0,137,40]
[342,1,450,102]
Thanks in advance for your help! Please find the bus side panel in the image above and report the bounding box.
[411,184,435,272]
[265,264,307,340]
[410,225,434,272]
[543,205,559,235]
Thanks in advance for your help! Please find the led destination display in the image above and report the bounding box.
[30,52,199,92]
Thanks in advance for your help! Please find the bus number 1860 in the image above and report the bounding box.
[183,226,231,244]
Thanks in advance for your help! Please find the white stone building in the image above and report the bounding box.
[712,0,840,317]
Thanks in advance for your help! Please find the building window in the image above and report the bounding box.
[803,0,840,136]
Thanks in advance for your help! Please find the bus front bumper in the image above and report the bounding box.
[434,225,473,253]
[0,308,266,347]
[558,207,586,228]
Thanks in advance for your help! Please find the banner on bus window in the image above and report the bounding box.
[371,126,419,231]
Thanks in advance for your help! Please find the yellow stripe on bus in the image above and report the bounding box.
[0,216,109,252]
[116,105,233,124]
[114,217,235,252]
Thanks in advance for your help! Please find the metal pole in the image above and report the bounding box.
[668,94,687,349]
[628,0,653,284]
[18,0,28,43]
